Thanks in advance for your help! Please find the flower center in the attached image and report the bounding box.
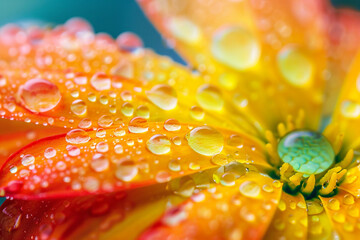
[277,130,335,176]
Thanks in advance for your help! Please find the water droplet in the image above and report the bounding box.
[343,194,355,205]
[190,106,205,120]
[239,181,261,198]
[96,142,109,153]
[116,32,143,50]
[341,100,360,119]
[0,75,7,87]
[128,117,148,133]
[44,147,56,159]
[277,46,313,87]
[21,154,35,166]
[114,144,124,154]
[83,177,100,192]
[97,115,113,128]
[10,166,18,173]
[66,145,80,156]
[17,78,61,113]
[211,154,228,165]
[146,134,171,155]
[196,84,224,111]
[91,153,109,172]
[156,171,171,183]
[168,17,201,44]
[146,84,177,110]
[78,118,92,129]
[114,128,126,137]
[164,119,181,131]
[71,99,87,116]
[135,105,150,119]
[121,102,134,116]
[220,172,236,186]
[186,126,224,156]
[328,198,340,211]
[115,160,138,182]
[90,72,111,91]
[211,26,260,70]
[65,129,91,144]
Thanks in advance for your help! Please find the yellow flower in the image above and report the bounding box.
[0,0,360,239]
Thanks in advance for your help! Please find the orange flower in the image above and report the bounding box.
[0,1,360,239]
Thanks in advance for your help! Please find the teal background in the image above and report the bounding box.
[0,0,358,205]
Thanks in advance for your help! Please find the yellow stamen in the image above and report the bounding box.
[286,115,295,132]
[319,167,342,185]
[265,143,281,166]
[336,169,347,181]
[265,130,277,147]
[319,172,337,195]
[333,133,344,155]
[289,173,303,186]
[277,123,287,137]
[295,109,305,128]
[301,174,315,195]
[338,149,354,169]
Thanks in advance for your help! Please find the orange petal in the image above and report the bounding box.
[0,183,177,239]
[0,122,267,199]
[0,20,261,136]
[264,192,307,239]
[138,0,332,130]
[139,172,282,240]
[320,189,360,238]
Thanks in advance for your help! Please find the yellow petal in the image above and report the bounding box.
[339,164,360,197]
[264,192,307,240]
[320,190,360,239]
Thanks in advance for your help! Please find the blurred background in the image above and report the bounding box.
[0,0,358,65]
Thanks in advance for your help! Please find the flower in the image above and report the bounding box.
[0,0,360,239]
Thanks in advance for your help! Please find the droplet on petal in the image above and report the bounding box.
[168,17,201,44]
[21,154,35,166]
[239,181,260,198]
[90,73,111,91]
[71,99,87,116]
[277,46,313,87]
[65,129,91,144]
[17,79,61,113]
[116,32,143,50]
[164,119,181,131]
[91,153,109,172]
[146,134,171,155]
[186,126,224,156]
[128,117,148,133]
[196,84,224,111]
[0,75,7,87]
[211,26,260,70]
[146,84,177,110]
[115,160,138,182]
[44,147,56,159]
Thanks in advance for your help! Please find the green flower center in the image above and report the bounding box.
[277,130,335,176]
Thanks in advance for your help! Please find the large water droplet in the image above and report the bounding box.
[17,79,61,113]
[71,99,87,116]
[277,46,313,87]
[146,84,177,110]
[186,126,224,156]
[91,153,109,172]
[146,134,171,155]
[115,160,138,182]
[98,115,113,128]
[128,117,148,133]
[239,181,261,198]
[21,154,35,166]
[90,73,111,91]
[211,27,260,70]
[196,84,224,111]
[44,147,56,159]
[164,119,181,131]
[65,129,91,144]
[168,17,201,44]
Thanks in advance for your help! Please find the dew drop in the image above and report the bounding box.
[65,129,91,144]
[10,166,18,173]
[186,126,224,156]
[115,160,138,182]
[277,46,313,87]
[164,119,181,131]
[220,172,236,186]
[0,75,7,87]
[17,79,61,113]
[239,181,261,198]
[128,117,148,133]
[341,100,360,119]
[71,99,87,116]
[116,32,143,50]
[83,177,100,192]
[146,134,171,155]
[328,198,340,211]
[96,142,109,153]
[168,17,201,44]
[44,147,56,159]
[90,72,111,91]
[21,154,35,166]
[146,84,177,110]
[211,26,260,70]
[66,145,81,156]
[135,105,150,119]
[78,118,92,129]
[156,171,171,183]
[190,106,205,120]
[98,115,113,128]
[196,84,224,111]
[121,102,134,116]
[91,153,109,172]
